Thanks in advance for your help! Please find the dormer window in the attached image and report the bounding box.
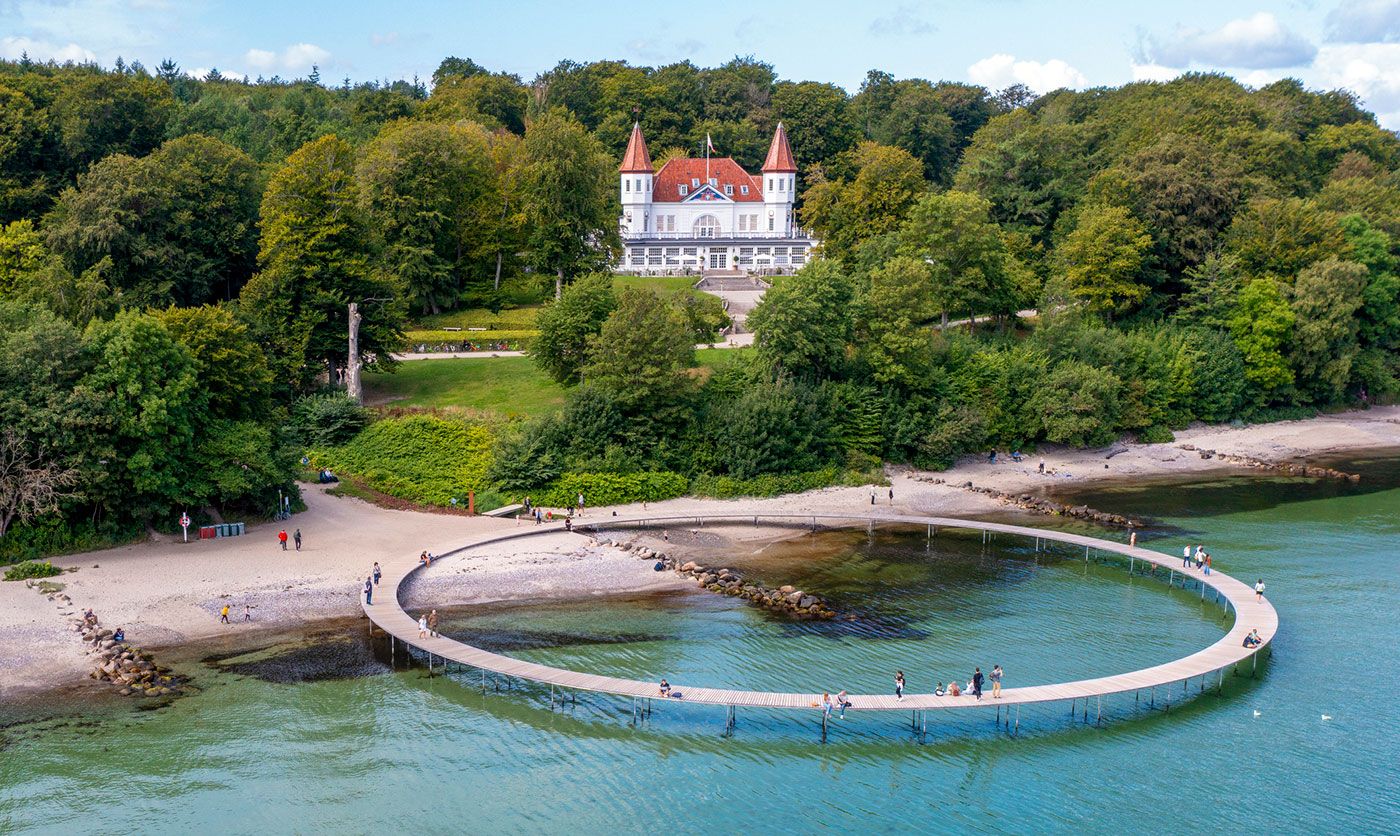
[691,177,700,187]
[724,184,733,196]
[678,184,688,196]
[709,177,717,187]
[740,185,749,195]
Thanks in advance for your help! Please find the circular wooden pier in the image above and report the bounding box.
[363,514,1277,721]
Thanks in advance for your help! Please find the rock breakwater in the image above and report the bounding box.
[596,536,838,620]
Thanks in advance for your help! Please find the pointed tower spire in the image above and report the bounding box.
[762,122,797,172]
[619,122,653,173]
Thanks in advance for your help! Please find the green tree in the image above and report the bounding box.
[357,119,499,314]
[239,135,405,393]
[1028,360,1122,446]
[49,71,175,173]
[1228,278,1296,402]
[856,256,937,387]
[771,81,858,168]
[520,110,619,298]
[1056,204,1152,318]
[581,288,694,404]
[800,142,926,261]
[1224,198,1348,282]
[898,190,1020,326]
[43,134,262,306]
[533,273,617,385]
[748,260,854,381]
[76,310,198,523]
[1288,258,1368,403]
[150,305,274,421]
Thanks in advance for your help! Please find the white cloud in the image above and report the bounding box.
[870,5,936,37]
[967,53,1088,94]
[1325,0,1400,43]
[1312,42,1400,126]
[1142,12,1316,70]
[242,43,330,74]
[1130,63,1180,83]
[0,34,96,63]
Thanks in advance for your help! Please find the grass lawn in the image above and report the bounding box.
[364,356,565,419]
[613,275,699,294]
[697,347,752,369]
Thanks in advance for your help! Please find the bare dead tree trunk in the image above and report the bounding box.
[495,251,504,292]
[555,268,564,300]
[346,302,363,404]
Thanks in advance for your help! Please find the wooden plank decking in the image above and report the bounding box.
[362,514,1277,713]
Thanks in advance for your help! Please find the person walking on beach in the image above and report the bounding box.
[1255,578,1266,601]
[871,491,876,506]
[577,492,585,515]
[418,614,429,638]
[278,529,288,550]
[244,604,252,622]
[888,487,894,505]
[991,664,1003,698]
[372,562,381,586]
[219,604,230,624]
[427,609,439,638]
[1038,458,1045,474]
[895,671,905,701]
[364,577,373,605]
[972,667,984,700]
[293,529,302,551]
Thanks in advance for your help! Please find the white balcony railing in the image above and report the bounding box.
[621,228,815,241]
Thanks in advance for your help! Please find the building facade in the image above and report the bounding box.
[616,122,817,274]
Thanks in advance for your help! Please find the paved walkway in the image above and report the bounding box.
[364,513,1276,714]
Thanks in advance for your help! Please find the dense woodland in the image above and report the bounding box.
[2,54,1398,558]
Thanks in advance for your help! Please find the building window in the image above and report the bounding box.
[625,180,630,192]
[724,184,733,196]
[691,177,700,187]
[740,185,749,195]
[678,185,688,196]
[668,215,676,232]
[778,178,784,192]
[694,214,721,239]
[709,178,717,187]
[635,178,641,192]
[768,216,774,231]
[767,178,773,191]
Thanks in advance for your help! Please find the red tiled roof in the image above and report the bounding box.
[619,122,652,173]
[762,122,797,172]
[653,157,764,203]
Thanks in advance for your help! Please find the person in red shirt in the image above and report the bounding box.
[278,529,288,550]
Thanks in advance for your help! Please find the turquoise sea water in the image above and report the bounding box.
[2,454,1398,833]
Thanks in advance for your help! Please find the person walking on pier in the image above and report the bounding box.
[364,577,373,605]
[418,613,429,638]
[1182,545,1191,568]
[427,609,439,637]
[991,665,1003,698]
[1255,578,1266,601]
[1204,553,1212,575]
[972,667,985,700]
[372,562,381,586]
[1129,530,1137,548]
[895,671,905,701]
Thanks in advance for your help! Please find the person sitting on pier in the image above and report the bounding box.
[948,680,962,696]
[1243,629,1262,648]
[659,679,671,696]
[836,689,852,719]
[821,692,834,720]
[934,682,946,696]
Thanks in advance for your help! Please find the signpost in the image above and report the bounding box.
[180,512,191,543]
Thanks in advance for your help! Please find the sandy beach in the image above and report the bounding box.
[3,404,1397,703]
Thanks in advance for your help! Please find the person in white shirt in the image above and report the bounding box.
[1254,579,1266,601]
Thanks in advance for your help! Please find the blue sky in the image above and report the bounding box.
[6,0,1400,126]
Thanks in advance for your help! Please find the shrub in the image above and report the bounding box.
[287,393,371,448]
[1136,425,1175,443]
[4,560,63,581]
[691,467,844,499]
[312,415,496,507]
[531,471,688,508]
[401,329,538,352]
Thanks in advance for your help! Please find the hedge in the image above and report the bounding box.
[402,329,538,353]
[690,467,848,499]
[311,415,498,508]
[531,471,689,508]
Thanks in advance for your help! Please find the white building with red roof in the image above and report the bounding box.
[617,122,816,274]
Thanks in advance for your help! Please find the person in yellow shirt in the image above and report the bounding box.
[220,604,230,624]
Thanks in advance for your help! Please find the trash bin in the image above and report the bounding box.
[200,526,216,540]
[233,522,245,536]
